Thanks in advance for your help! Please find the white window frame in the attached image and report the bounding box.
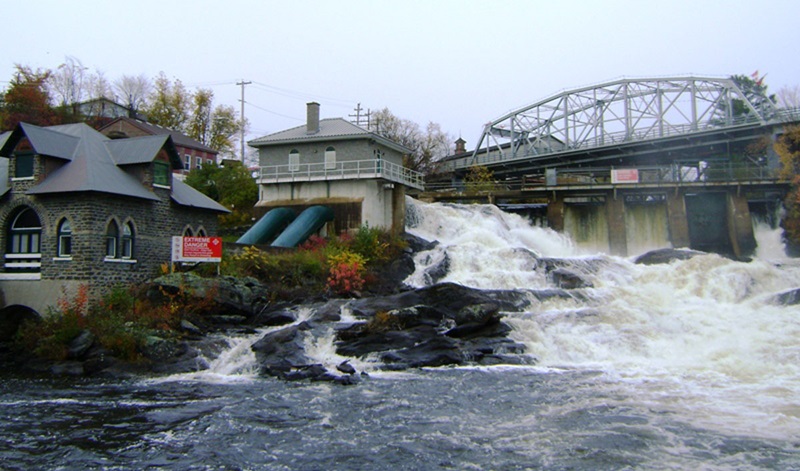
[289,150,300,172]
[324,147,336,170]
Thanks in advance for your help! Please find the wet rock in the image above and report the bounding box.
[772,288,800,306]
[337,361,356,375]
[550,268,593,289]
[141,336,187,363]
[250,308,297,327]
[252,322,314,377]
[51,361,84,376]
[180,319,203,335]
[67,329,95,359]
[634,248,705,265]
[146,273,271,318]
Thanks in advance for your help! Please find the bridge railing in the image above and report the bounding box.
[423,162,784,193]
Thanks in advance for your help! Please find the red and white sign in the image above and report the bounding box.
[611,168,639,184]
[172,236,223,262]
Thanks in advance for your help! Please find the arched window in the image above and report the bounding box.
[197,227,207,237]
[288,149,300,172]
[9,208,41,254]
[6,207,42,272]
[121,222,134,259]
[57,218,72,257]
[183,227,194,237]
[106,221,119,258]
[324,146,336,170]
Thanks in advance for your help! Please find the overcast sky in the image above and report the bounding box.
[3,0,799,151]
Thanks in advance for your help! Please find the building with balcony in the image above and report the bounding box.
[248,103,423,236]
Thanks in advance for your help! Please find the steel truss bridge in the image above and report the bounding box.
[439,76,800,181]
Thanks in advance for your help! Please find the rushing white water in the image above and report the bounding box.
[405,197,800,441]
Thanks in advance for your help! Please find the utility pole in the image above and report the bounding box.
[349,103,364,127]
[236,79,252,162]
[349,103,372,129]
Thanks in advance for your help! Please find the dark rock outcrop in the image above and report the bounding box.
[251,283,534,382]
[147,273,271,319]
[634,248,705,265]
[772,288,800,306]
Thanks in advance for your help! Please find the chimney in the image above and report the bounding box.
[455,137,467,154]
[306,102,320,134]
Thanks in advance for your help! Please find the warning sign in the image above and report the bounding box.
[172,236,223,262]
[611,168,639,184]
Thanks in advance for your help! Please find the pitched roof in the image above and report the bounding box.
[99,117,217,154]
[248,118,413,154]
[0,122,229,213]
[171,178,230,212]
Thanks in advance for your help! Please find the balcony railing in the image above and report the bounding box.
[258,159,425,190]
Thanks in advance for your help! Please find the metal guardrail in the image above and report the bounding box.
[423,163,785,193]
[258,159,425,190]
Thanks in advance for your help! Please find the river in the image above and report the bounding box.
[1,198,798,470]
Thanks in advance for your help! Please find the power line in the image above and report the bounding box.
[251,81,354,107]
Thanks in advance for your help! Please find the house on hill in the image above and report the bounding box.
[98,117,219,175]
[248,103,424,238]
[0,122,229,316]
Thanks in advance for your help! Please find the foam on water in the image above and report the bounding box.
[405,197,800,440]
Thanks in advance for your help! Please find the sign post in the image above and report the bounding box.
[171,236,223,273]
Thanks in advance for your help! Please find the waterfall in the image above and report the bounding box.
[405,197,800,439]
[624,202,671,256]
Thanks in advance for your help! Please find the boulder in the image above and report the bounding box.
[146,273,271,318]
[634,248,705,265]
[772,288,800,306]
[67,329,95,359]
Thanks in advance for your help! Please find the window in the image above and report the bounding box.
[196,156,202,169]
[106,221,119,258]
[325,146,336,170]
[57,219,72,257]
[183,227,193,237]
[121,222,134,259]
[154,161,170,186]
[6,207,42,273]
[289,149,300,172]
[207,159,213,166]
[185,155,191,170]
[9,208,41,255]
[14,153,34,179]
[197,227,207,237]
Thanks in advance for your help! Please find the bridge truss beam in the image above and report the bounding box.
[467,76,778,168]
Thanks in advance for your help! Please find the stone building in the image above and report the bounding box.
[0,122,229,315]
[248,103,424,236]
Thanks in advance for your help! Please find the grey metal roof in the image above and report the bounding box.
[0,131,10,150]
[0,157,8,197]
[248,118,413,155]
[3,122,228,212]
[24,124,160,200]
[106,134,175,166]
[17,123,80,160]
[171,178,230,213]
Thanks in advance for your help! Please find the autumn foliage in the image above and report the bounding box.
[774,125,800,253]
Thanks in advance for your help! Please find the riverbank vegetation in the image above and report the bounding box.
[12,225,407,364]
[775,124,800,254]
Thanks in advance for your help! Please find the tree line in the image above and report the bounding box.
[0,57,243,158]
